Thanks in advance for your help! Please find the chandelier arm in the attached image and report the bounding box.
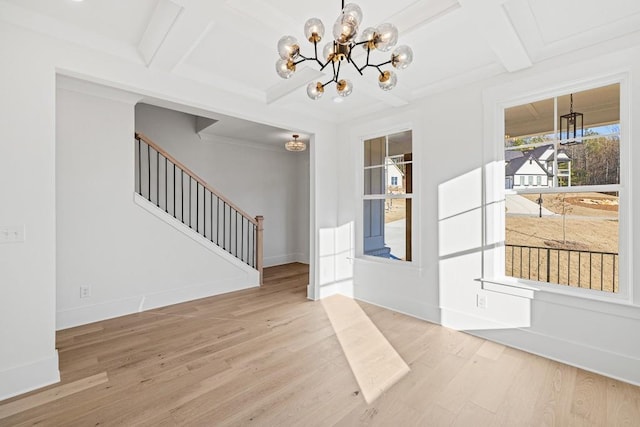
[319,59,331,71]
[357,62,381,74]
[364,47,372,68]
[349,56,364,76]
[334,60,342,83]
[372,59,393,68]
[356,60,395,77]
[311,40,325,67]
[345,43,363,75]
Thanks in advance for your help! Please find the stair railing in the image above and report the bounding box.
[135,132,263,283]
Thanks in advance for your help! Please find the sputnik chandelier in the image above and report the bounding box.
[275,1,413,100]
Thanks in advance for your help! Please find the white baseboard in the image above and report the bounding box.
[441,307,640,386]
[57,275,258,330]
[355,296,441,325]
[263,252,308,267]
[318,279,354,299]
[295,253,310,264]
[0,351,60,401]
[307,283,316,300]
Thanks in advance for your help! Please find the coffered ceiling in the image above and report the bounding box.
[2,0,640,140]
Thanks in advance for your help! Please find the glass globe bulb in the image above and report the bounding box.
[359,27,376,50]
[391,45,413,70]
[374,23,398,52]
[336,79,353,97]
[304,18,325,42]
[275,58,295,79]
[307,82,325,100]
[323,42,335,61]
[277,35,300,60]
[333,17,358,45]
[342,3,363,28]
[378,70,397,91]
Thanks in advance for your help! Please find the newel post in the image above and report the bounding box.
[255,215,264,285]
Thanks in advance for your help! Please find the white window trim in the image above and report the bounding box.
[356,122,419,266]
[481,71,632,307]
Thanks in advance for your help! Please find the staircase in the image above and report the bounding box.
[134,133,263,283]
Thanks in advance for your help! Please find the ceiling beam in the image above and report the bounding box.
[138,0,216,72]
[388,0,460,34]
[265,67,325,105]
[458,0,532,73]
[137,0,183,66]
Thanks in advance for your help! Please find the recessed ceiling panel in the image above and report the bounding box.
[401,9,498,88]
[528,0,640,44]
[183,23,281,93]
[4,0,159,45]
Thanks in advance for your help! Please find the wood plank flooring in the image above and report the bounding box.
[1,262,639,426]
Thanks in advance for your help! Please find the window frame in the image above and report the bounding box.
[482,72,631,304]
[358,127,416,265]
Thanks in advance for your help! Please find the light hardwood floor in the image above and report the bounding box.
[1,263,639,426]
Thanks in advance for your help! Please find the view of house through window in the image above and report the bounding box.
[504,83,620,292]
[363,131,412,261]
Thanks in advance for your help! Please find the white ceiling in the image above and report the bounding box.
[3,0,640,145]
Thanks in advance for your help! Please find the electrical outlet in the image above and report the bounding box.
[80,285,91,299]
[477,294,487,309]
[0,225,25,243]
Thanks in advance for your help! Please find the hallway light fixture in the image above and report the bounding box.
[275,1,413,100]
[285,134,306,151]
[560,93,584,145]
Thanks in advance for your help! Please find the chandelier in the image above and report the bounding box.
[285,134,306,151]
[275,1,413,100]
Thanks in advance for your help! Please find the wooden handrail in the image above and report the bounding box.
[135,132,258,226]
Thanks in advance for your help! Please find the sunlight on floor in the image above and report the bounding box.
[321,294,410,404]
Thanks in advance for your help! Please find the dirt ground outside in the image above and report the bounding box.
[520,192,618,217]
[385,198,407,223]
[506,192,619,292]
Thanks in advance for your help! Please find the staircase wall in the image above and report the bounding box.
[55,85,258,330]
[134,103,310,267]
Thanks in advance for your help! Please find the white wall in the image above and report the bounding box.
[335,107,442,320]
[56,87,259,330]
[134,103,310,267]
[0,24,59,401]
[0,21,337,399]
[336,44,640,384]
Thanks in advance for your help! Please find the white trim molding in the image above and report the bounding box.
[0,352,60,401]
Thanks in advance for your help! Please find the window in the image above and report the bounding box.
[503,83,621,293]
[363,131,412,261]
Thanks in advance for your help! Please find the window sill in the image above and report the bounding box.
[355,255,422,275]
[477,277,640,320]
[477,277,537,299]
